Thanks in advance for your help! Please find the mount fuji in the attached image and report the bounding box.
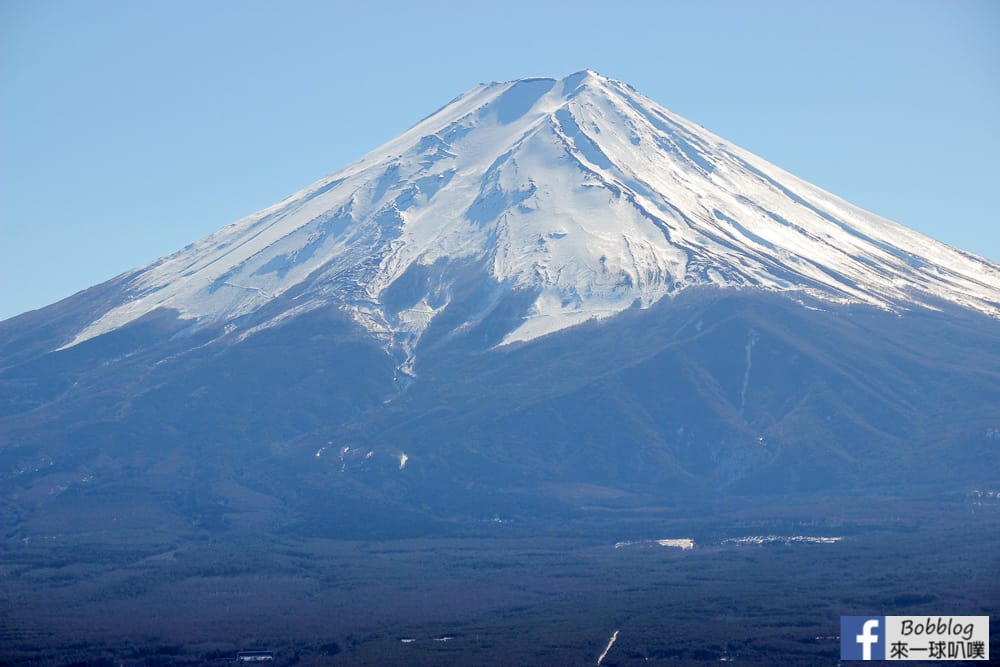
[48,71,1000,369]
[3,71,1000,532]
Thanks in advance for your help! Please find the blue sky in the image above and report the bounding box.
[2,0,998,321]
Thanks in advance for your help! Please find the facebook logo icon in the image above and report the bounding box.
[841,616,886,660]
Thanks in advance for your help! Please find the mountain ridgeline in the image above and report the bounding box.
[3,70,1000,534]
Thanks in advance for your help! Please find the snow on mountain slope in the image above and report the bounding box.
[64,70,1000,369]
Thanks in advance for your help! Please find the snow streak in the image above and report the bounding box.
[597,630,619,666]
[739,328,759,418]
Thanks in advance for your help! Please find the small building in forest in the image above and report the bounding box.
[236,651,274,663]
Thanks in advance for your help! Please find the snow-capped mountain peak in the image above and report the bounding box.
[63,71,1000,371]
